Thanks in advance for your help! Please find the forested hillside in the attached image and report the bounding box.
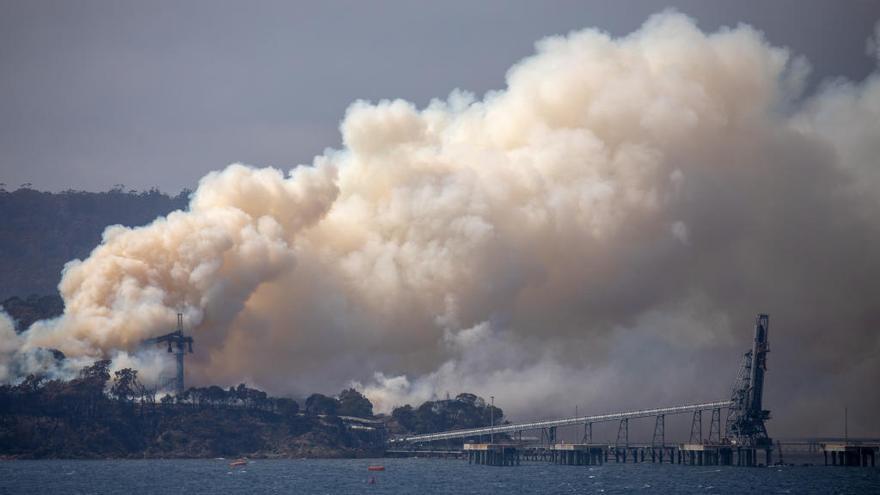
[0,360,383,459]
[0,357,504,459]
[0,295,63,332]
[0,187,188,299]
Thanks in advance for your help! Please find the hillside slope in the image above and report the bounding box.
[0,188,188,299]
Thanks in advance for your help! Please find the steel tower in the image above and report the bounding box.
[725,314,771,449]
[143,313,194,396]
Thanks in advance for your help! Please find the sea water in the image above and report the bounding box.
[1,458,877,494]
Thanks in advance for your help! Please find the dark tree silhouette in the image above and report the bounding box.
[0,359,384,458]
[391,404,418,432]
[110,368,141,403]
[391,393,503,434]
[337,388,373,418]
[275,397,300,417]
[305,393,339,416]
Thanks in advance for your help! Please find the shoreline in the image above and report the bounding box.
[0,451,386,461]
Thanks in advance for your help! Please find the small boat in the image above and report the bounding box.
[229,458,248,468]
[367,465,385,472]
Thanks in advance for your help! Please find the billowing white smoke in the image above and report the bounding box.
[0,312,19,382]
[5,12,880,436]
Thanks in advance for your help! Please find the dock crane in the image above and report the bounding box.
[143,313,193,396]
[725,314,772,455]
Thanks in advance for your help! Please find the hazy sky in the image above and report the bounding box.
[4,2,880,437]
[1,0,878,193]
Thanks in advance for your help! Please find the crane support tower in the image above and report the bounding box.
[143,313,194,396]
[391,312,777,467]
[725,314,772,451]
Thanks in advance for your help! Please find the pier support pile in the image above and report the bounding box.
[464,444,520,466]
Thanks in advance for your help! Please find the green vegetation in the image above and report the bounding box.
[0,361,381,459]
[389,393,505,436]
[0,356,503,459]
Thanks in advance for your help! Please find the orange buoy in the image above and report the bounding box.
[367,465,385,471]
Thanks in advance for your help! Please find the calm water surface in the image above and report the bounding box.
[0,458,877,494]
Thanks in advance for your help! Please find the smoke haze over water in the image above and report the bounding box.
[3,11,880,437]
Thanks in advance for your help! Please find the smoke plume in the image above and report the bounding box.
[5,11,880,437]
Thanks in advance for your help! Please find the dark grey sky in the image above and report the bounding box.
[1,0,878,193]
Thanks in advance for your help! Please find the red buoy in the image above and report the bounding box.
[367,465,385,471]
